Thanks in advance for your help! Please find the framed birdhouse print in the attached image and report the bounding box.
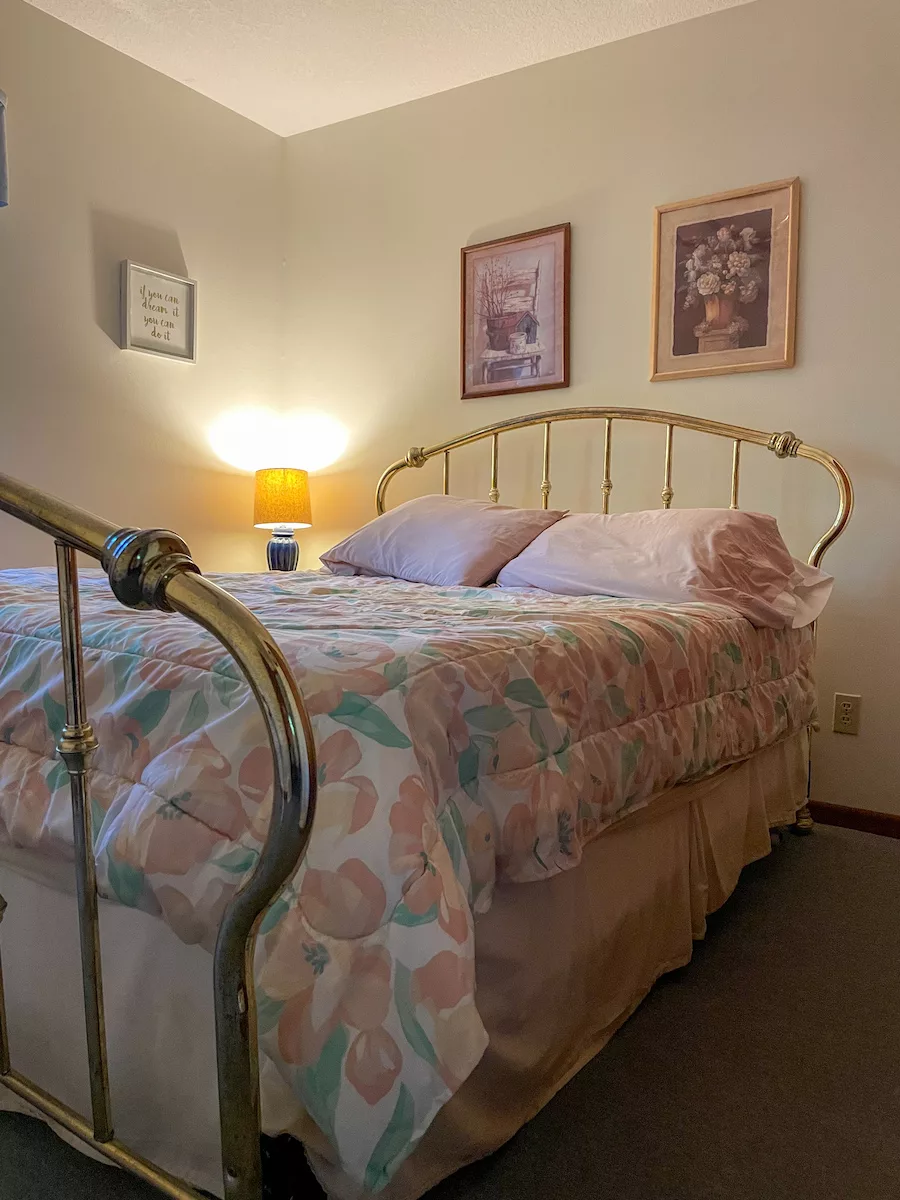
[461,223,570,400]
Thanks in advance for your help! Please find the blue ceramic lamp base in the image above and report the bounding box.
[266,530,299,572]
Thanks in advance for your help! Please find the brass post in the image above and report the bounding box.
[661,424,674,508]
[489,433,500,503]
[0,893,9,1076]
[601,418,613,514]
[540,422,551,509]
[54,541,113,1143]
[442,450,450,496]
[731,440,742,509]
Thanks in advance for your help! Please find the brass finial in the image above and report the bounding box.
[102,528,200,612]
[768,430,801,459]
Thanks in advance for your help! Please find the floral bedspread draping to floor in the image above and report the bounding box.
[0,570,815,1189]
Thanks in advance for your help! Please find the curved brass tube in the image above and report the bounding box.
[164,571,316,1197]
[375,406,854,567]
[0,475,120,551]
[162,571,316,1197]
[0,472,317,1200]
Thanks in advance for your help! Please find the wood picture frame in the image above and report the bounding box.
[461,223,570,400]
[651,178,799,382]
[120,261,198,363]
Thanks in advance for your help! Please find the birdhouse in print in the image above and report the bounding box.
[485,309,540,352]
[483,261,542,351]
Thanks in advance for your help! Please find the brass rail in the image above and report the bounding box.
[55,542,112,1143]
[376,406,853,567]
[0,478,318,1200]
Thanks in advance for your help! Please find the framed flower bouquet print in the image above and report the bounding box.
[461,223,570,400]
[651,178,799,382]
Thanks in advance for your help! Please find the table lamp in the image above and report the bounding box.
[253,467,312,571]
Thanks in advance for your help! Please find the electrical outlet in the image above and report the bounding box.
[833,693,861,736]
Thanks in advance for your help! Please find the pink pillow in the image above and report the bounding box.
[321,494,567,587]
[497,508,833,628]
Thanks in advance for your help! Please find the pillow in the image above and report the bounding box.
[496,508,833,628]
[321,494,567,587]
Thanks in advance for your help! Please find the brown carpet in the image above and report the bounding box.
[1,824,899,1199]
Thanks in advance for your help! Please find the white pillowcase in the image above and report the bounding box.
[497,508,833,629]
[786,558,835,628]
[321,494,566,587]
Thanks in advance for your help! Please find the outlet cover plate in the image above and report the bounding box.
[833,693,861,736]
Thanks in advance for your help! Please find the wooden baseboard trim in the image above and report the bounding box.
[809,801,900,840]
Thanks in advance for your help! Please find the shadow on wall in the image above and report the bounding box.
[90,211,187,345]
[301,467,374,563]
[171,464,254,535]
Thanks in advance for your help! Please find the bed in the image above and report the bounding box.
[0,407,852,1200]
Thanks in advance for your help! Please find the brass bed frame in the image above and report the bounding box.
[0,407,852,1200]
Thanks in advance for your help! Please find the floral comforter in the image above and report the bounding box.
[0,569,815,1190]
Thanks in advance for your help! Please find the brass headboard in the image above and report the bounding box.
[376,407,853,568]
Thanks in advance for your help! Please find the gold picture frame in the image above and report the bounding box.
[651,178,799,382]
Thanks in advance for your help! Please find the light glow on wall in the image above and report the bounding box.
[209,408,348,473]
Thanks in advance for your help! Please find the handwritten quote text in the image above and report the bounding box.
[140,283,181,343]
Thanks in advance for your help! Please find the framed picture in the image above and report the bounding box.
[461,223,569,400]
[651,178,799,382]
[120,261,198,362]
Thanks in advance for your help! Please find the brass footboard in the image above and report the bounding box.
[0,476,318,1200]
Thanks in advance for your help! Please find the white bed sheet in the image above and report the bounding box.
[0,844,303,1197]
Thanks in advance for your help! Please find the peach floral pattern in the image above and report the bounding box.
[0,568,816,1190]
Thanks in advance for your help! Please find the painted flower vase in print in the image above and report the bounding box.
[486,314,513,352]
[703,292,737,331]
[681,224,765,354]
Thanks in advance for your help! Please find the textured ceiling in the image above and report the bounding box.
[27,0,753,136]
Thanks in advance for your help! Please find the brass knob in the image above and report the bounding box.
[102,527,200,612]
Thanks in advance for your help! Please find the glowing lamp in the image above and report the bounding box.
[253,468,311,572]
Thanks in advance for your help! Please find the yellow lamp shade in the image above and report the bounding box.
[253,468,312,530]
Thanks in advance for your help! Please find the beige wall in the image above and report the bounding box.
[0,0,280,571]
[283,0,900,813]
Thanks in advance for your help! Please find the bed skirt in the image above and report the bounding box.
[0,731,808,1198]
[302,729,809,1199]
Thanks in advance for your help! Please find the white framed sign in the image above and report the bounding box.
[120,261,197,362]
